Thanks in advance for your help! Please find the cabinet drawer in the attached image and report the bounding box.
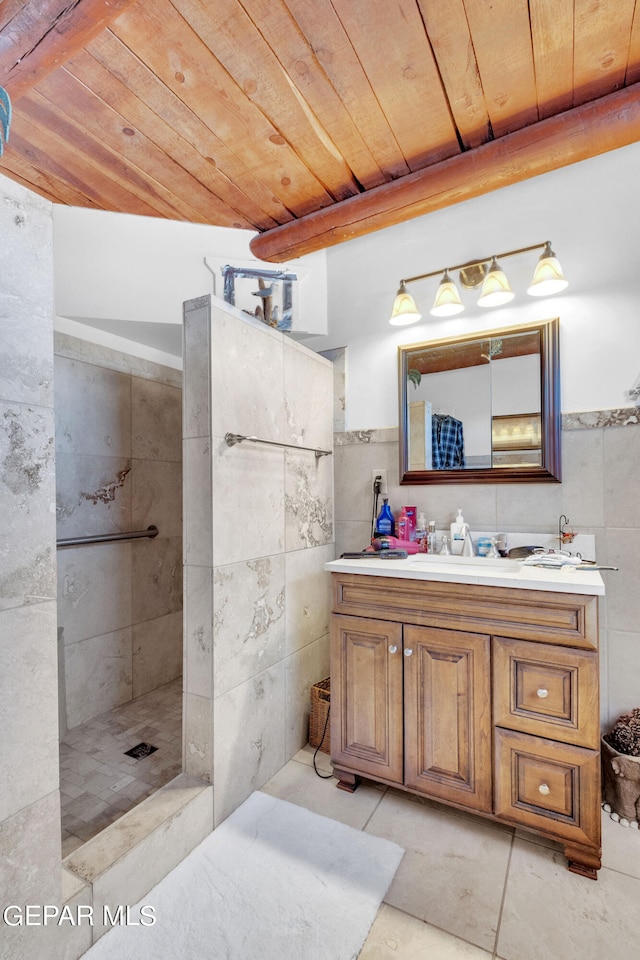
[493,637,598,747]
[494,728,600,849]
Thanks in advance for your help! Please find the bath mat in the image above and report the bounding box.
[83,790,404,960]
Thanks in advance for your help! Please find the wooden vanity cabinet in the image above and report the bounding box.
[330,572,602,879]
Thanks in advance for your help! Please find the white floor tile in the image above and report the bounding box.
[497,836,640,960]
[365,792,512,952]
[359,904,493,959]
[260,758,386,830]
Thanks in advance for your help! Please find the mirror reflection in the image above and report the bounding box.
[399,319,560,484]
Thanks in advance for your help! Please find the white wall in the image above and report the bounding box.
[305,141,640,428]
[52,207,328,352]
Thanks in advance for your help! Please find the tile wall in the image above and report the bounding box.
[182,296,333,826]
[333,411,640,727]
[0,174,63,959]
[55,334,183,733]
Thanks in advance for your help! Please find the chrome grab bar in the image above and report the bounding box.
[56,525,159,548]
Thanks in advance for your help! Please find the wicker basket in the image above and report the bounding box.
[309,677,331,754]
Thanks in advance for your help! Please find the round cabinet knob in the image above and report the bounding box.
[404,648,413,657]
[537,688,549,699]
[538,783,551,796]
[388,645,398,654]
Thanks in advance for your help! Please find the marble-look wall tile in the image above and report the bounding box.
[132,377,182,462]
[133,611,183,698]
[57,542,132,645]
[54,331,181,388]
[0,602,59,821]
[284,339,333,451]
[213,662,286,826]
[183,299,211,440]
[132,458,182,538]
[131,536,183,622]
[64,628,133,729]
[0,300,54,409]
[319,347,346,433]
[213,555,286,696]
[335,520,372,557]
[285,449,333,550]
[55,453,133,538]
[0,791,62,960]
[285,634,330,757]
[284,544,333,654]
[184,564,213,700]
[602,528,640,634]
[1,181,53,302]
[604,426,640,527]
[184,692,213,783]
[0,402,56,609]
[334,439,398,524]
[210,301,284,444]
[183,437,212,567]
[54,356,131,458]
[496,482,563,531]
[559,427,604,527]
[213,441,284,564]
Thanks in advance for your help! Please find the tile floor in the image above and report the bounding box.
[264,746,640,960]
[58,700,640,959]
[59,678,182,856]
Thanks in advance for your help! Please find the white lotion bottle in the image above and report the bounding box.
[450,508,466,555]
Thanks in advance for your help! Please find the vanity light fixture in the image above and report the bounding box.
[526,242,569,296]
[477,256,515,308]
[389,241,568,324]
[389,280,422,325]
[430,270,465,316]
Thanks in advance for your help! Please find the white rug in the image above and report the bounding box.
[84,791,404,960]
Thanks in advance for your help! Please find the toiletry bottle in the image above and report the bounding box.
[403,506,417,541]
[414,512,427,552]
[450,508,465,555]
[376,497,395,536]
[427,520,436,553]
[397,507,409,541]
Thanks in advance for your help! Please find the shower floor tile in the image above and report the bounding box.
[59,677,182,856]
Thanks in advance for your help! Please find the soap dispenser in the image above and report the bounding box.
[450,508,466,556]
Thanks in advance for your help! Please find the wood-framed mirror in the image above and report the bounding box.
[399,317,561,484]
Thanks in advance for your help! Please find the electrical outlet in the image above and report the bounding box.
[371,469,387,494]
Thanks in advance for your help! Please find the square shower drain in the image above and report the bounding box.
[124,742,158,759]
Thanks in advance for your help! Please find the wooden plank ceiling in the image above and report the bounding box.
[1,0,639,261]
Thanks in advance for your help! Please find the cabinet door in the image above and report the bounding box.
[404,625,492,812]
[330,614,403,783]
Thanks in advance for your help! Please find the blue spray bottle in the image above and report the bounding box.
[376,497,395,536]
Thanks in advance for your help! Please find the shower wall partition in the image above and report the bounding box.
[182,296,334,826]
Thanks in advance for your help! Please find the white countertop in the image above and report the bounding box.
[325,553,605,595]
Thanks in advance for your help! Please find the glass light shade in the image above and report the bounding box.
[477,257,515,308]
[430,271,464,317]
[389,281,421,325]
[527,243,569,296]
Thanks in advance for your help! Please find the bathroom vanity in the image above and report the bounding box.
[325,554,605,879]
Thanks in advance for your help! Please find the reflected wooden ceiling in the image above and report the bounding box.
[2,0,640,262]
[407,330,540,375]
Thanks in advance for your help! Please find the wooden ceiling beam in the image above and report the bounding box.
[250,82,640,262]
[0,0,139,101]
